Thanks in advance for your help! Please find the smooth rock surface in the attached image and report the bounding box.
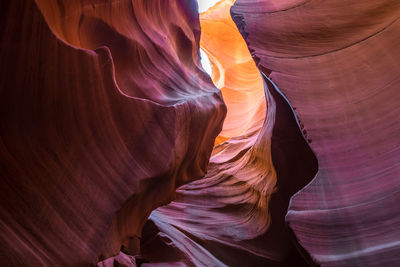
[138,1,317,265]
[199,0,266,143]
[0,0,225,265]
[232,0,400,265]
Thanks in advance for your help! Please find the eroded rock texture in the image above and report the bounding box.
[0,0,225,265]
[3,0,399,265]
[199,0,265,143]
[138,1,317,266]
[232,0,400,265]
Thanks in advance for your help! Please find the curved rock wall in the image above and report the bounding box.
[139,76,318,266]
[3,0,399,265]
[0,0,225,265]
[232,0,400,265]
[199,0,266,143]
[138,1,317,265]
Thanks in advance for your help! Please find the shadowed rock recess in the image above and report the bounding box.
[1,0,399,266]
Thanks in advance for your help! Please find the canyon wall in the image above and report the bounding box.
[2,0,400,266]
[0,0,225,265]
[138,1,317,266]
[232,0,400,265]
[199,0,266,143]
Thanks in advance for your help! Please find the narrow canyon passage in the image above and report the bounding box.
[1,0,400,266]
[138,1,318,266]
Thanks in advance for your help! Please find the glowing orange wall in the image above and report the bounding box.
[199,0,265,145]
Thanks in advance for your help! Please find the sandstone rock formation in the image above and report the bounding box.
[0,0,225,265]
[2,0,400,266]
[232,0,400,265]
[199,0,266,143]
[138,1,317,266]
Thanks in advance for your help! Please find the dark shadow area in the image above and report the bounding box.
[263,75,319,266]
[137,74,320,266]
[231,6,319,266]
[139,4,320,267]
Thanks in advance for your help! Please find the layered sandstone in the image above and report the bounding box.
[0,0,225,265]
[138,1,317,265]
[232,0,400,265]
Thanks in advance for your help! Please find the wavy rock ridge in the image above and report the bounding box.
[2,0,400,266]
[199,0,266,143]
[0,0,225,265]
[232,0,400,265]
[138,1,317,266]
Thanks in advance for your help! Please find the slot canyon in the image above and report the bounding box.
[1,0,400,266]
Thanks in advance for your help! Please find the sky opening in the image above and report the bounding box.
[197,0,220,13]
[200,48,213,76]
[197,1,219,76]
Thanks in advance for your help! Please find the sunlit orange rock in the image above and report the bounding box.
[200,0,265,144]
[4,0,397,265]
[138,1,317,265]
